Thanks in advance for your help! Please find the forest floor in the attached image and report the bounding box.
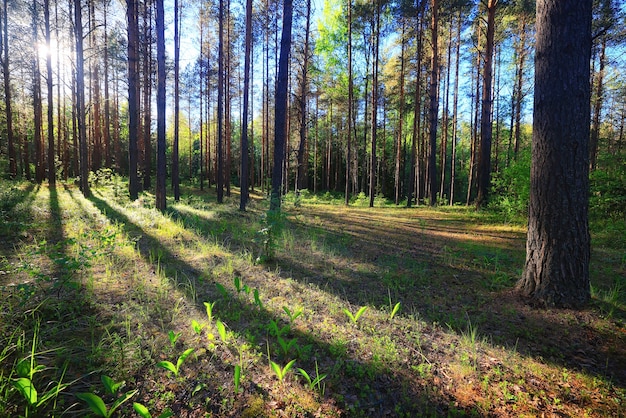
[0,179,625,417]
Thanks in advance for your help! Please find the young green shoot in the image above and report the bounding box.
[234,364,242,394]
[215,283,229,299]
[277,336,298,357]
[203,301,216,323]
[343,306,368,324]
[297,361,327,395]
[156,348,195,377]
[253,289,263,309]
[133,402,173,418]
[167,331,181,349]
[101,375,123,396]
[216,320,228,343]
[234,276,242,293]
[76,389,137,418]
[268,320,290,338]
[270,359,296,382]
[191,319,205,335]
[283,306,303,323]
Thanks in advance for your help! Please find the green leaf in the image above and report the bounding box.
[176,348,195,370]
[216,320,227,342]
[13,377,37,406]
[234,365,241,394]
[15,358,30,378]
[297,368,312,387]
[157,409,174,418]
[167,330,181,347]
[215,283,228,298]
[390,302,401,320]
[270,360,282,379]
[109,389,137,416]
[353,306,368,322]
[282,359,297,376]
[101,375,123,395]
[234,276,242,292]
[203,301,215,323]
[253,289,263,309]
[133,402,152,418]
[191,319,204,334]
[76,392,107,417]
[156,361,177,375]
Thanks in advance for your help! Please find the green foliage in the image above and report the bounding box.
[255,210,285,262]
[204,301,216,323]
[343,306,368,324]
[590,155,626,219]
[133,402,173,418]
[156,348,195,377]
[76,389,137,418]
[297,361,327,396]
[270,359,296,382]
[167,330,181,348]
[490,150,531,220]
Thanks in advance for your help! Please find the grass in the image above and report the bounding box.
[0,179,624,417]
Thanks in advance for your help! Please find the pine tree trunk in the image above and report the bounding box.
[240,0,252,211]
[270,0,293,211]
[427,0,439,206]
[74,0,90,196]
[127,0,140,200]
[1,0,16,178]
[155,0,166,211]
[518,0,592,308]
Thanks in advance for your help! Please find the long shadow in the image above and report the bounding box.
[0,181,38,285]
[87,192,471,416]
[278,205,626,389]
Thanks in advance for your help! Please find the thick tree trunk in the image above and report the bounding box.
[1,0,16,178]
[217,0,224,203]
[172,0,180,201]
[270,0,293,211]
[32,0,45,184]
[127,0,140,200]
[427,0,438,206]
[476,0,497,208]
[369,0,380,208]
[45,0,55,184]
[298,0,311,193]
[345,0,353,206]
[449,11,461,205]
[239,0,252,211]
[394,21,406,206]
[155,0,166,211]
[74,0,90,197]
[518,0,592,308]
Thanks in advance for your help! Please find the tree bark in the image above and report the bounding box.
[1,0,16,178]
[74,0,90,196]
[239,0,252,211]
[518,0,592,308]
[270,0,293,211]
[427,0,439,206]
[172,0,180,201]
[155,0,166,211]
[127,0,140,200]
[476,0,497,208]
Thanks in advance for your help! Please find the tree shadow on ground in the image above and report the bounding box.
[276,205,626,389]
[87,191,473,416]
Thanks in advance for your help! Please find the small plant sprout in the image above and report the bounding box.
[277,336,298,357]
[268,320,290,338]
[191,319,205,335]
[343,306,368,324]
[270,359,296,382]
[215,283,229,299]
[388,290,401,321]
[283,306,303,323]
[234,276,242,292]
[101,375,123,396]
[156,348,195,377]
[203,301,216,323]
[76,388,137,418]
[253,289,263,309]
[215,320,228,342]
[133,402,173,418]
[297,361,327,395]
[233,364,242,394]
[167,330,181,348]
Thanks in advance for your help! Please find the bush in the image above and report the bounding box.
[490,150,531,219]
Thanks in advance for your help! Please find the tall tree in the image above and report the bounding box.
[427,0,438,206]
[32,0,45,184]
[127,0,140,200]
[369,0,381,208]
[44,0,55,184]
[475,0,497,207]
[155,0,166,210]
[172,0,181,201]
[345,0,353,206]
[239,0,252,211]
[217,0,224,203]
[297,0,312,193]
[74,0,90,196]
[517,0,592,308]
[0,0,16,178]
[270,0,293,211]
